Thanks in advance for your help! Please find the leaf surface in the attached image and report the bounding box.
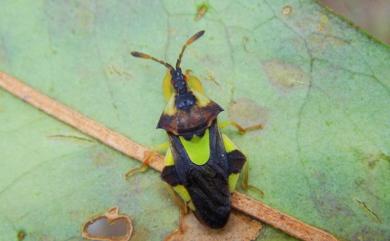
[0,0,389,240]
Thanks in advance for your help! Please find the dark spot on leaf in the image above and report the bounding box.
[228,98,267,132]
[17,230,26,241]
[262,60,308,91]
[82,207,133,241]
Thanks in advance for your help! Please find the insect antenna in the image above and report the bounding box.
[176,30,205,69]
[131,51,174,71]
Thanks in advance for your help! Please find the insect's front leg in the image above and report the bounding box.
[219,120,263,134]
[125,142,169,179]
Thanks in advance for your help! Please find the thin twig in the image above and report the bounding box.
[0,72,338,241]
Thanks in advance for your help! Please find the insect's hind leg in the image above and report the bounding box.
[125,142,169,179]
[162,183,189,236]
[240,161,264,198]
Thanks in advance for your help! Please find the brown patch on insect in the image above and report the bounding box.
[282,5,293,16]
[228,98,267,132]
[157,102,223,136]
[82,207,133,241]
[262,60,308,91]
[195,2,209,21]
[164,211,262,241]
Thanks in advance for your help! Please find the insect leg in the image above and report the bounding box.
[125,142,169,179]
[240,161,265,198]
[223,134,265,197]
[162,183,189,234]
[219,120,263,134]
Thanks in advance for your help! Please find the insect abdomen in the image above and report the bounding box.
[186,165,231,229]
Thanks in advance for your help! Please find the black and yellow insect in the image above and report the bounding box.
[131,31,248,229]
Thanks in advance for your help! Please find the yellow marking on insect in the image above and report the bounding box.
[224,134,241,192]
[162,71,173,101]
[163,95,177,116]
[222,134,238,152]
[173,185,191,202]
[188,201,195,210]
[179,130,210,166]
[164,148,174,166]
[186,72,205,94]
[228,173,240,192]
[192,90,211,107]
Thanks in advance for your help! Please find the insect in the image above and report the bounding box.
[131,30,249,229]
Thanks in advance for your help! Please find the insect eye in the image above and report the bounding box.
[175,93,196,110]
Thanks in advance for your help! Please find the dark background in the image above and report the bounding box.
[320,0,390,44]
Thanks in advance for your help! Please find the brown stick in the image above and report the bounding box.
[0,72,338,241]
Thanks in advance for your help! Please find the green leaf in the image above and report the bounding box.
[0,0,389,240]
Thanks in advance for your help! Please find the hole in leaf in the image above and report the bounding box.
[82,207,133,241]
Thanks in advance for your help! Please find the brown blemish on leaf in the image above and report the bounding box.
[164,211,262,241]
[318,14,330,33]
[228,98,267,131]
[366,152,390,169]
[91,151,114,167]
[282,5,293,16]
[195,2,209,21]
[353,149,390,169]
[17,230,26,241]
[82,207,133,241]
[306,13,349,55]
[262,60,308,90]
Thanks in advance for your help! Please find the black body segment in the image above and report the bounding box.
[161,120,234,228]
[227,150,246,174]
